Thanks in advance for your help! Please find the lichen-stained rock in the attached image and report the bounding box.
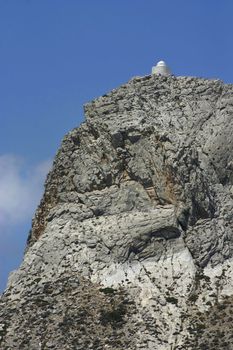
[1,75,233,349]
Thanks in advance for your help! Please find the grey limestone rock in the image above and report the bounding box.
[1,74,233,349]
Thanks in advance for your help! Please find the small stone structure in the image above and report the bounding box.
[152,60,171,76]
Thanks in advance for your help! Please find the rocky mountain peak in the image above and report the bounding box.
[1,74,233,349]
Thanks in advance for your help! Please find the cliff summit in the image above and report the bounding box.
[1,74,233,349]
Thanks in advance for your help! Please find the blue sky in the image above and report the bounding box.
[0,0,233,292]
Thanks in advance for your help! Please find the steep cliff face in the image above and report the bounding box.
[1,75,233,349]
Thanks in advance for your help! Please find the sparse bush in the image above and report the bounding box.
[99,287,115,295]
[100,303,126,327]
[189,294,198,303]
[166,296,178,305]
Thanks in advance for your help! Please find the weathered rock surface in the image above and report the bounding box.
[1,74,233,349]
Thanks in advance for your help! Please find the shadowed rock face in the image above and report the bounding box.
[1,75,233,349]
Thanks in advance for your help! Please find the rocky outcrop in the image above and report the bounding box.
[1,75,233,349]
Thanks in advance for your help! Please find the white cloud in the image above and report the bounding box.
[0,155,52,230]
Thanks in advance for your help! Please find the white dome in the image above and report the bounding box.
[152,60,171,76]
[157,60,166,66]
